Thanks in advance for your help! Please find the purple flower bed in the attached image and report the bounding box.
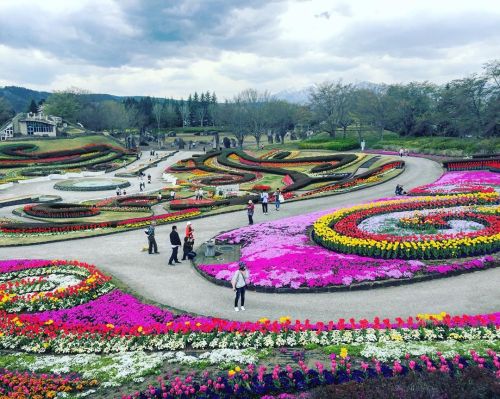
[32,290,199,327]
[197,171,499,290]
[0,259,204,328]
[434,171,500,186]
[199,215,495,289]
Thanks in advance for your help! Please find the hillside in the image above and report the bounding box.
[0,86,140,113]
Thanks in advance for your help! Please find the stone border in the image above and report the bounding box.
[191,255,499,294]
[54,178,131,192]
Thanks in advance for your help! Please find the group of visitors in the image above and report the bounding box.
[145,221,197,264]
[247,188,284,225]
[116,188,127,196]
[395,184,407,196]
[195,188,204,200]
[144,212,252,312]
[399,148,410,157]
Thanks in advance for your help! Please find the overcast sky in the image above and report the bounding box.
[0,0,498,99]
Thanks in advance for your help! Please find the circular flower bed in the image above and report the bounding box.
[23,203,100,218]
[116,195,158,208]
[0,259,113,313]
[313,193,499,260]
[169,198,229,210]
[54,178,130,191]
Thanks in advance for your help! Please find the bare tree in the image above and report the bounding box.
[152,99,165,134]
[179,99,190,127]
[309,81,353,138]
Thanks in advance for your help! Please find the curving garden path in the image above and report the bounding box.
[1,155,499,322]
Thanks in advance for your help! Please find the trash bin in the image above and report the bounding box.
[204,240,216,257]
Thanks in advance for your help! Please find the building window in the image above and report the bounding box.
[26,121,54,135]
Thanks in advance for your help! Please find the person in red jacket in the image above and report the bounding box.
[247,200,255,225]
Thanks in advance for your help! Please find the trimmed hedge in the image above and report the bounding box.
[272,151,291,159]
[54,179,131,192]
[299,138,359,151]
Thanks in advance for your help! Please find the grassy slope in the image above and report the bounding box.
[0,134,126,159]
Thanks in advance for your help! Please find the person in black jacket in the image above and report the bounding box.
[168,225,182,265]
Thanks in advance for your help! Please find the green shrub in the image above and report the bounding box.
[299,138,359,151]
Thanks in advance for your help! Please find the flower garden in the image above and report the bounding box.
[161,149,404,213]
[196,171,500,290]
[1,155,499,398]
[0,135,136,184]
[0,258,499,398]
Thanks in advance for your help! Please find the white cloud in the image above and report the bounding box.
[0,0,498,97]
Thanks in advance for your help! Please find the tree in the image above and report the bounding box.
[309,81,354,138]
[268,100,297,145]
[352,87,389,140]
[179,99,190,127]
[235,88,271,148]
[27,99,38,114]
[152,99,165,133]
[0,97,14,124]
[484,60,500,89]
[102,101,129,133]
[223,95,250,149]
[43,88,87,121]
[384,82,436,136]
[436,76,489,138]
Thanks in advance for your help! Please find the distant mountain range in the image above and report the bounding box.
[1,82,387,112]
[0,86,132,113]
[273,82,386,104]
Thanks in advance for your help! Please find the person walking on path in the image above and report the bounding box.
[157,191,162,202]
[247,200,255,225]
[260,190,269,215]
[274,188,282,211]
[232,262,249,311]
[147,174,152,184]
[145,221,159,254]
[399,148,404,157]
[168,226,182,265]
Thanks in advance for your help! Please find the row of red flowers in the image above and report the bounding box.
[23,204,100,219]
[0,209,201,234]
[1,308,498,339]
[445,159,500,171]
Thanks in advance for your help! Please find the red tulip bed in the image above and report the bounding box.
[23,203,101,218]
[444,158,500,171]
